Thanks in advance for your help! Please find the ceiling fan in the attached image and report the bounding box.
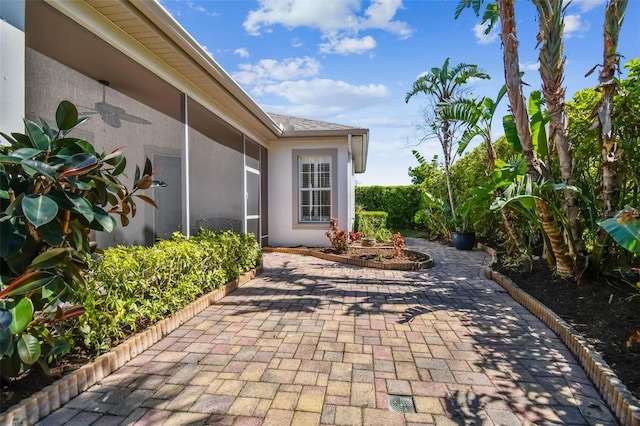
[80,80,152,128]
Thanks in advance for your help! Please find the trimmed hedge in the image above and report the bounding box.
[355,185,421,229]
[73,229,261,353]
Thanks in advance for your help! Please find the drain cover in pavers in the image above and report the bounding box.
[388,395,416,413]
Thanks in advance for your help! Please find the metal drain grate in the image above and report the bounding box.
[388,394,416,413]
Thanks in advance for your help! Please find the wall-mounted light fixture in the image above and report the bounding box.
[151,179,168,188]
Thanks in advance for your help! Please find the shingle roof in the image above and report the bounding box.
[268,112,366,133]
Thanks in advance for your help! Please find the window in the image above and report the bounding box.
[299,156,331,222]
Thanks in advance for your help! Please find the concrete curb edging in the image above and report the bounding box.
[479,244,640,426]
[263,246,434,270]
[0,266,262,426]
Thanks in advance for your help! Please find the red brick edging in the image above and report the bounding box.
[0,267,262,426]
[479,244,640,426]
[263,246,433,270]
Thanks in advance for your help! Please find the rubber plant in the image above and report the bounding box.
[0,100,156,378]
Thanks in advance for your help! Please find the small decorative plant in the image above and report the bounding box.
[0,100,155,378]
[391,232,405,258]
[326,217,349,253]
[349,231,363,243]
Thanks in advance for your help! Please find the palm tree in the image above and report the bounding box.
[456,0,576,278]
[534,0,584,260]
[437,88,531,258]
[591,0,629,267]
[405,58,490,221]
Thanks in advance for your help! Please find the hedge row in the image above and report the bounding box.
[355,185,421,229]
[74,229,262,353]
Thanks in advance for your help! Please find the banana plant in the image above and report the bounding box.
[0,101,156,378]
[599,207,640,256]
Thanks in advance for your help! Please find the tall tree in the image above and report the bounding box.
[405,58,490,221]
[438,87,530,257]
[534,0,584,260]
[591,0,630,266]
[456,0,576,277]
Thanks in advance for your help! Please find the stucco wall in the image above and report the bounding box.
[268,139,351,247]
[25,49,185,247]
[0,3,25,136]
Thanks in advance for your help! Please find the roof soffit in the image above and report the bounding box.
[44,0,281,144]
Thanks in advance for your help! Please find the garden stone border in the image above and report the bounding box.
[478,243,640,426]
[263,246,434,270]
[0,267,262,426]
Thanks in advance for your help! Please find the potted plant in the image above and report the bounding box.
[450,202,476,250]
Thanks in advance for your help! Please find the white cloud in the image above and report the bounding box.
[473,22,499,45]
[520,61,540,71]
[319,36,377,55]
[252,78,392,116]
[232,57,321,85]
[185,1,218,16]
[566,0,606,12]
[243,0,412,54]
[564,14,590,38]
[234,48,250,58]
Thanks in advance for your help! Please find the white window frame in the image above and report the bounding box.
[298,156,332,223]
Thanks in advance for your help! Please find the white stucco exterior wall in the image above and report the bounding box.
[0,0,25,136]
[269,139,351,247]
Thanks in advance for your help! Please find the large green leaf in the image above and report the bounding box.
[65,193,94,222]
[91,206,116,233]
[0,327,13,357]
[38,219,65,246]
[24,119,51,151]
[599,209,640,255]
[29,248,69,270]
[2,148,43,161]
[17,333,41,365]
[20,159,58,181]
[0,309,12,330]
[22,194,59,227]
[9,298,33,334]
[528,91,549,158]
[502,115,522,152]
[55,100,79,131]
[0,217,26,259]
[47,338,70,357]
[0,271,57,298]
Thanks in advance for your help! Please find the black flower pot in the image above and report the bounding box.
[451,231,476,250]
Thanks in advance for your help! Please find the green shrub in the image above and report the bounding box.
[356,211,393,242]
[355,186,422,229]
[0,101,154,378]
[74,230,261,353]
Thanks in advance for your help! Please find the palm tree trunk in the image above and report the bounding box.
[591,0,629,267]
[441,121,457,221]
[500,206,529,256]
[499,0,575,278]
[535,198,574,276]
[534,0,585,259]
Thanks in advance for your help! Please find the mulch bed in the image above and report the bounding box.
[494,258,640,400]
[318,246,431,264]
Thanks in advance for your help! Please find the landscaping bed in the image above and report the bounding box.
[494,258,640,400]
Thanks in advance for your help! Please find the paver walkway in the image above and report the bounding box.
[35,239,617,425]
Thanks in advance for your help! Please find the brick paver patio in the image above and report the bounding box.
[35,239,616,425]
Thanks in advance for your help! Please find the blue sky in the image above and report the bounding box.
[159,0,640,186]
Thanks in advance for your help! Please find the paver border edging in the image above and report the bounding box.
[0,266,263,426]
[479,252,640,426]
[263,246,433,270]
